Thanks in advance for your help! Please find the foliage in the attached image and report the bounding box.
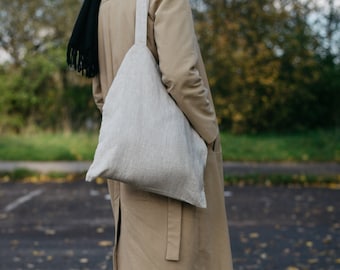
[192,0,340,133]
[0,0,99,133]
[0,0,339,133]
[0,48,99,133]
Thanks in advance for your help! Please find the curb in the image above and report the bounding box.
[0,161,339,176]
[223,161,340,176]
[0,161,90,174]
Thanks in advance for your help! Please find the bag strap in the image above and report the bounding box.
[135,0,149,45]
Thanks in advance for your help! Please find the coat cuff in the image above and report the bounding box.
[201,122,218,145]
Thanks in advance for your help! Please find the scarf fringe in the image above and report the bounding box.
[67,47,98,78]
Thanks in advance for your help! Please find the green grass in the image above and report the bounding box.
[221,129,339,162]
[0,132,98,161]
[0,129,338,161]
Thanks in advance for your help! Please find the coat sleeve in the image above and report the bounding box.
[153,0,218,144]
[92,75,104,112]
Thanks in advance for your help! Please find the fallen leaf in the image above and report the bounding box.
[259,242,268,248]
[326,206,335,212]
[249,232,259,239]
[98,240,113,247]
[96,178,106,185]
[10,240,19,246]
[329,183,340,190]
[244,248,251,255]
[26,263,35,269]
[65,250,75,257]
[96,227,105,234]
[260,253,268,259]
[45,229,56,235]
[322,234,332,244]
[240,236,248,243]
[286,267,299,270]
[90,190,100,196]
[307,258,319,264]
[80,258,89,264]
[305,241,313,248]
[283,248,290,254]
[32,250,45,257]
[13,257,21,262]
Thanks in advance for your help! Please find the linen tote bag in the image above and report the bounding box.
[86,0,208,208]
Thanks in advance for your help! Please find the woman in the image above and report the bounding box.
[69,0,233,269]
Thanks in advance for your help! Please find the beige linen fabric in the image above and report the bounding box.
[92,0,233,269]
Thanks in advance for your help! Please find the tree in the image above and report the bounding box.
[0,0,99,133]
[192,0,336,133]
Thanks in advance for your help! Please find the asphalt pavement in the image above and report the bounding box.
[0,181,339,270]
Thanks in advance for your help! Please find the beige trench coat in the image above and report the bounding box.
[92,0,233,269]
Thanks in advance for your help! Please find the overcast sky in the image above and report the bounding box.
[317,0,340,5]
[314,0,340,10]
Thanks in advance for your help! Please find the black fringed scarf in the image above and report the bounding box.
[67,0,101,78]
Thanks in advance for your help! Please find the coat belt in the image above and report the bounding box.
[165,198,182,261]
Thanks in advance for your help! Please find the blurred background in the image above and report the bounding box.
[0,0,339,163]
[0,0,339,132]
[0,1,339,270]
[0,0,340,161]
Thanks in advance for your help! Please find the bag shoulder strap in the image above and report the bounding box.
[135,0,149,45]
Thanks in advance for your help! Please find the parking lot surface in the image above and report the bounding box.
[0,182,339,270]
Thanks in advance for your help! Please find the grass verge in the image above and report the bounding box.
[0,132,97,161]
[0,129,338,161]
[220,129,339,162]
